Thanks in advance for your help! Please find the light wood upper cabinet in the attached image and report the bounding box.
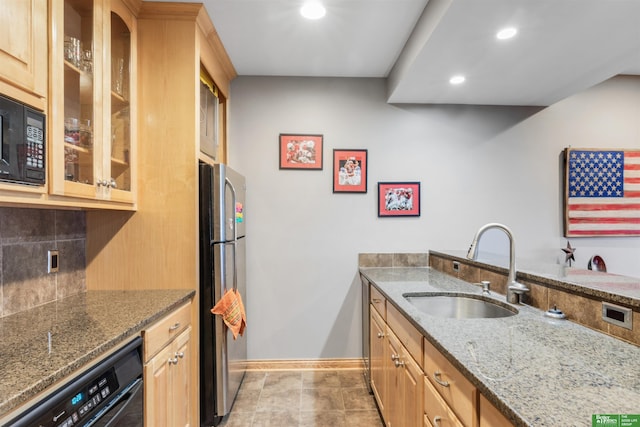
[49,0,137,207]
[0,0,47,110]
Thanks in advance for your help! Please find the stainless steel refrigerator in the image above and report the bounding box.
[199,162,247,427]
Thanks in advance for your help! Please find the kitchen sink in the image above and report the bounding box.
[404,293,518,319]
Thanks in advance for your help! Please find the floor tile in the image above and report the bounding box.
[218,411,254,427]
[263,371,302,391]
[299,410,347,427]
[342,387,377,410]
[345,409,386,427]
[251,409,300,427]
[221,369,384,427]
[300,388,344,411]
[256,388,301,412]
[302,370,341,388]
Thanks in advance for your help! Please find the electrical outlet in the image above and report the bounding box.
[48,250,59,273]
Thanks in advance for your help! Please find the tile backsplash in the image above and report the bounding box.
[0,207,86,318]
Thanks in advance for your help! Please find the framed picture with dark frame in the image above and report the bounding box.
[279,134,323,170]
[377,182,421,217]
[333,149,368,193]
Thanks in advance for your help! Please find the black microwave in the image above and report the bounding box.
[0,94,46,185]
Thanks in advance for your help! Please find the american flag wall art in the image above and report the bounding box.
[564,148,640,237]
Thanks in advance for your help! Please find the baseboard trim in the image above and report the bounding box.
[245,358,364,371]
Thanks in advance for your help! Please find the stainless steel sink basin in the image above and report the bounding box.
[404,293,517,319]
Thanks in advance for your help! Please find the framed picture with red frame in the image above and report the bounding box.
[377,182,421,217]
[279,134,323,170]
[333,149,367,193]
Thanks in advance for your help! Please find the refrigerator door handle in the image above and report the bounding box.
[225,177,239,291]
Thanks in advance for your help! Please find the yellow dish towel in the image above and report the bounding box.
[211,289,246,339]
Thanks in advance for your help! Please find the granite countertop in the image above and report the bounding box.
[360,266,640,427]
[431,249,640,309]
[0,289,195,419]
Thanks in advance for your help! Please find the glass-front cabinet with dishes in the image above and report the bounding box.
[49,0,136,206]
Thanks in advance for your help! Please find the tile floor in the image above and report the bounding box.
[219,369,385,427]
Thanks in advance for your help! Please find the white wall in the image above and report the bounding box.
[228,75,640,360]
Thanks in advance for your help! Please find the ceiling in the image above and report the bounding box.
[151,0,640,106]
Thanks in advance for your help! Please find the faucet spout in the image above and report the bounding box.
[466,223,529,304]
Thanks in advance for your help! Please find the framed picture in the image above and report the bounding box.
[333,149,368,193]
[279,134,323,170]
[378,182,421,217]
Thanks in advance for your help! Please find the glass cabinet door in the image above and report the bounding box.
[63,0,96,188]
[50,0,135,204]
[110,11,131,192]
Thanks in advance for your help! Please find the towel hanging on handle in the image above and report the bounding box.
[211,289,246,339]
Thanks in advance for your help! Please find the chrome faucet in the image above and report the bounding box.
[466,223,529,304]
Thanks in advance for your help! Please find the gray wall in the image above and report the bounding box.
[228,75,640,360]
[0,208,86,317]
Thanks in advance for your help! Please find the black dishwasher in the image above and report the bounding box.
[5,337,143,427]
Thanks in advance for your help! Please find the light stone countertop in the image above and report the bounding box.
[0,289,195,419]
[360,266,640,427]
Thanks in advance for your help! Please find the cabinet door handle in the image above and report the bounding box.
[394,359,405,368]
[433,371,450,387]
[372,298,381,303]
[175,351,184,359]
[169,322,180,331]
[377,332,385,339]
[168,357,179,365]
[391,354,400,361]
[433,416,442,426]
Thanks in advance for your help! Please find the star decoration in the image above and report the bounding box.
[561,241,576,266]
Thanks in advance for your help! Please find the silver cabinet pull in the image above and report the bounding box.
[168,357,179,365]
[377,332,385,339]
[394,359,405,368]
[433,416,442,426]
[372,298,381,303]
[433,371,450,387]
[175,351,184,359]
[169,322,180,331]
[391,354,400,361]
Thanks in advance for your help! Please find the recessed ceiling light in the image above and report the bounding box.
[496,27,518,40]
[449,75,465,85]
[300,1,326,20]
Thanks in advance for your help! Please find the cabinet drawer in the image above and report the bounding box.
[388,303,422,365]
[370,285,386,319]
[143,302,191,362]
[424,339,476,427]
[424,376,465,427]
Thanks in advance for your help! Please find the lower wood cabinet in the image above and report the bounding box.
[397,331,424,427]
[370,307,387,416]
[143,302,193,427]
[423,339,477,427]
[367,284,514,427]
[369,297,423,427]
[479,394,514,427]
[424,375,465,427]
